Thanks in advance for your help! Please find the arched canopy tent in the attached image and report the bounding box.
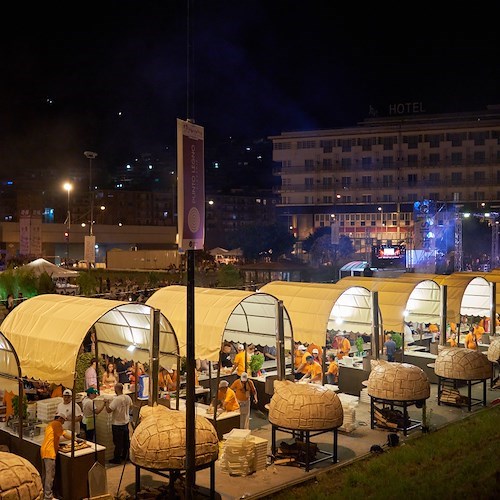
[338,261,370,279]
[338,276,441,334]
[341,272,500,335]
[448,272,500,318]
[0,294,178,388]
[328,284,373,335]
[258,281,364,346]
[0,331,21,393]
[146,286,293,361]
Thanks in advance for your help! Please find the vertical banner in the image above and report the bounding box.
[19,210,30,255]
[331,220,340,245]
[177,118,205,250]
[30,211,43,257]
[84,235,96,265]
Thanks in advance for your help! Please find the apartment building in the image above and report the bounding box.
[270,104,500,265]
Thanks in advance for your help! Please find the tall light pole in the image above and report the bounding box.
[378,206,384,243]
[84,151,97,267]
[84,151,98,235]
[63,182,72,264]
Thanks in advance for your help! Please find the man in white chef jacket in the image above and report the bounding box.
[56,389,83,437]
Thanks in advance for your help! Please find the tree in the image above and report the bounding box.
[308,231,355,267]
[38,271,56,294]
[228,222,295,262]
[216,264,244,288]
[302,226,331,254]
[77,271,99,296]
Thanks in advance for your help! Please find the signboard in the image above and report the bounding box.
[19,210,42,256]
[177,118,205,250]
[330,220,340,245]
[372,244,406,269]
[84,235,96,265]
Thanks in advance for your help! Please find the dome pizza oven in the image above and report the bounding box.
[269,380,343,430]
[368,360,430,402]
[434,348,491,380]
[130,405,219,470]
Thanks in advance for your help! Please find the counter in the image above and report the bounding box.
[172,399,240,439]
[401,351,438,383]
[249,371,295,412]
[0,423,105,500]
[337,359,370,396]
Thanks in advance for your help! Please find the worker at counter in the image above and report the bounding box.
[40,413,73,500]
[336,333,351,360]
[299,355,322,384]
[294,344,309,380]
[231,343,247,376]
[82,387,105,442]
[216,380,240,412]
[57,389,83,437]
[325,353,339,385]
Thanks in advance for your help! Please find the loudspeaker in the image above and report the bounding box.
[387,433,399,447]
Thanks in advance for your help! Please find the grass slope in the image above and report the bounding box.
[265,405,499,499]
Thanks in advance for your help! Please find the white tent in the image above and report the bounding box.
[146,285,293,361]
[0,294,178,387]
[22,258,80,278]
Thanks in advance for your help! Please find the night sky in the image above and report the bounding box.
[1,1,498,175]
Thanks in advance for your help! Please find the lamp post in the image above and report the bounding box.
[84,151,98,236]
[84,151,97,267]
[378,206,384,243]
[63,182,72,264]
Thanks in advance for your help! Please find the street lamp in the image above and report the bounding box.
[84,151,98,236]
[63,182,72,264]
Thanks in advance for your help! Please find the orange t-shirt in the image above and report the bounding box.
[473,325,485,341]
[304,361,322,381]
[327,361,339,376]
[51,385,63,398]
[217,388,240,411]
[3,390,14,418]
[307,343,323,358]
[230,379,256,402]
[337,338,351,359]
[294,349,303,370]
[464,332,478,350]
[40,420,70,459]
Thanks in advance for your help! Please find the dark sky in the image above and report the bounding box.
[1,1,499,175]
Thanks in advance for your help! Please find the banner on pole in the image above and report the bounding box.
[84,235,96,265]
[177,118,205,250]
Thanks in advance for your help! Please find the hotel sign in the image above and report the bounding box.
[389,102,425,115]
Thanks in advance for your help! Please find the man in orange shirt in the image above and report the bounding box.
[40,413,72,500]
[464,327,478,350]
[300,355,323,384]
[217,380,240,412]
[446,332,458,348]
[473,322,485,342]
[231,344,247,376]
[337,334,351,360]
[325,353,339,385]
[294,344,310,379]
[230,372,257,429]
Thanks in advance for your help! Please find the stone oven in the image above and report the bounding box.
[269,380,343,430]
[130,405,219,470]
[268,380,343,471]
[0,451,43,499]
[435,347,491,380]
[367,360,430,435]
[434,347,491,411]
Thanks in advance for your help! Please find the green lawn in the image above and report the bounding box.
[264,405,499,499]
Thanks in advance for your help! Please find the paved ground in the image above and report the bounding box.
[103,381,499,500]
